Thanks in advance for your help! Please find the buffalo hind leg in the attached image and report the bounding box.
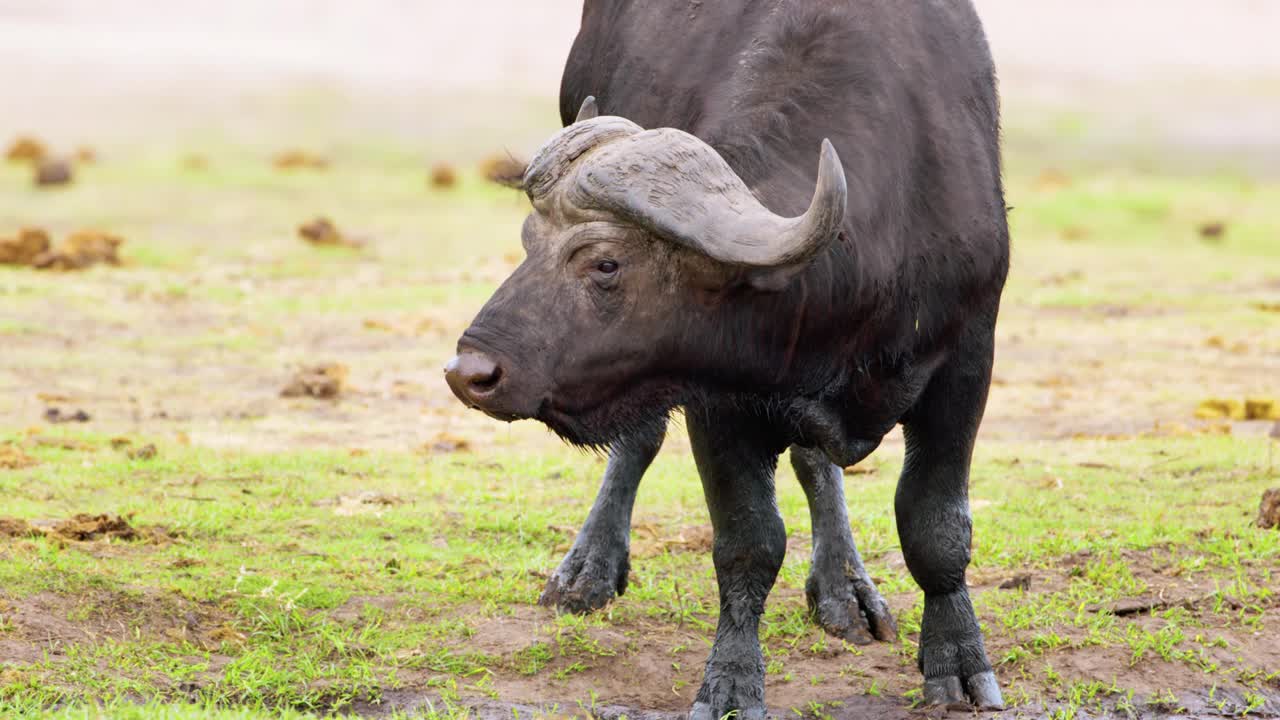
[539,418,666,613]
[687,409,786,720]
[896,332,1003,708]
[790,445,897,644]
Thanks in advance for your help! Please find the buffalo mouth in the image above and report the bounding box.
[535,377,685,448]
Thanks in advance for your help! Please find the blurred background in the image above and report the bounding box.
[3,0,1280,168]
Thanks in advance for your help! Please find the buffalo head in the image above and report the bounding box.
[445,97,847,445]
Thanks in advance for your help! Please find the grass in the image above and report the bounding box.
[2,114,1279,717]
[0,430,1276,717]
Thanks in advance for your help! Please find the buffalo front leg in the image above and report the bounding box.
[896,333,1003,708]
[687,409,786,720]
[790,445,897,644]
[539,418,666,613]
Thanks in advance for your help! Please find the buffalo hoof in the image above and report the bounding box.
[537,542,629,614]
[689,662,767,720]
[922,671,1004,710]
[689,701,766,720]
[806,562,897,644]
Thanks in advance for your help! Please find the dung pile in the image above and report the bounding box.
[0,228,124,271]
[5,135,47,163]
[479,154,526,188]
[1258,489,1280,530]
[35,159,73,187]
[0,513,167,544]
[0,228,52,266]
[272,150,328,171]
[281,363,348,399]
[297,217,363,249]
[51,513,140,542]
[0,443,38,470]
[1195,397,1280,421]
[428,163,458,189]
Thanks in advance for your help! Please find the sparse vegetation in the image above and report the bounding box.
[1,74,1278,720]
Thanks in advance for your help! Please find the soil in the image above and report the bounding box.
[0,589,232,664]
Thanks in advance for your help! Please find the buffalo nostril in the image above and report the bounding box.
[444,352,504,400]
[470,364,502,391]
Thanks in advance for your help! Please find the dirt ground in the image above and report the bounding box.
[1,3,1279,719]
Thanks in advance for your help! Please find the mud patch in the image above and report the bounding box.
[0,588,231,661]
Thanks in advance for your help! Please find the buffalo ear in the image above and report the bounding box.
[575,96,599,123]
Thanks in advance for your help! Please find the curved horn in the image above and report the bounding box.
[567,130,847,268]
[574,96,599,123]
[523,115,644,200]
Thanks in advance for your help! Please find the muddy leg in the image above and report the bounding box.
[790,445,897,644]
[687,409,786,720]
[896,332,1003,708]
[539,418,666,613]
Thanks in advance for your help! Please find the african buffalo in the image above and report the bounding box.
[445,1,1009,716]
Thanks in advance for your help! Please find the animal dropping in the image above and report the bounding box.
[281,363,348,399]
[4,135,46,163]
[479,154,527,188]
[1258,489,1280,530]
[31,229,124,271]
[0,443,38,470]
[428,163,458,189]
[297,217,363,249]
[272,150,328,171]
[0,228,51,266]
[34,158,73,187]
